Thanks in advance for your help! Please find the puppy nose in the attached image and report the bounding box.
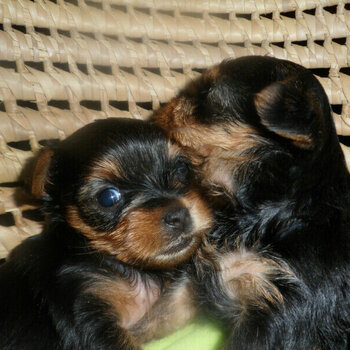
[163,206,192,233]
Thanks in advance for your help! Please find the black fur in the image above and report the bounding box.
[205,57,350,349]
[0,118,210,350]
[153,56,350,349]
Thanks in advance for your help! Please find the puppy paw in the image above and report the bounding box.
[218,250,296,310]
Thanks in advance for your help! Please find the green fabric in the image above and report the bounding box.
[144,318,227,350]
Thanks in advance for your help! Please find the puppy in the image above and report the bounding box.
[152,56,350,349]
[0,118,212,350]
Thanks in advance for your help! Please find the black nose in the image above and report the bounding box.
[163,206,192,233]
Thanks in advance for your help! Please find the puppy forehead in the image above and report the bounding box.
[88,139,182,182]
[55,118,177,175]
[181,55,310,126]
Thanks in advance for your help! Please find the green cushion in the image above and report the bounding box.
[144,317,227,350]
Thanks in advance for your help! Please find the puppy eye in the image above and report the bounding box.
[98,188,121,207]
[174,159,189,182]
[176,163,188,175]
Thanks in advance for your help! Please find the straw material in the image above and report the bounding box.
[0,0,350,257]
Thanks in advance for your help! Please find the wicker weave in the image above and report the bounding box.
[1,0,350,258]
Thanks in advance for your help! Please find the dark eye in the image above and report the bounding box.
[97,188,121,207]
[174,159,190,182]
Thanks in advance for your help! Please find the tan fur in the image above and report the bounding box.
[115,207,168,265]
[254,81,314,149]
[88,275,161,330]
[130,277,197,343]
[154,97,261,194]
[66,189,212,268]
[166,140,182,158]
[31,147,54,197]
[204,64,221,81]
[179,191,213,232]
[273,130,313,148]
[86,157,124,183]
[66,205,165,266]
[218,250,296,312]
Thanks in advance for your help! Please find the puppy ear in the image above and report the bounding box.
[254,74,326,149]
[31,147,54,198]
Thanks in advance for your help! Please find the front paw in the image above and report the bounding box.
[218,250,296,310]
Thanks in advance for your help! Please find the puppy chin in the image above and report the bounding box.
[151,233,203,269]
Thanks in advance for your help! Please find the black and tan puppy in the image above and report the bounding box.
[152,56,350,349]
[0,118,211,350]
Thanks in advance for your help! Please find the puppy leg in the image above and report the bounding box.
[72,294,141,350]
[130,272,198,344]
[192,246,323,350]
[217,253,350,349]
[50,271,141,350]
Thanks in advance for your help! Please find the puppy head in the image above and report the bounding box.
[151,56,338,200]
[31,118,212,269]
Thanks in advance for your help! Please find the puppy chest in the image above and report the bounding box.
[89,276,161,329]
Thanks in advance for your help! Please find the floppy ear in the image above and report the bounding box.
[31,147,54,198]
[254,74,326,149]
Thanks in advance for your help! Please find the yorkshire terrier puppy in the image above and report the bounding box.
[0,118,211,350]
[152,56,350,349]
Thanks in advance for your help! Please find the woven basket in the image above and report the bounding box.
[1,0,350,258]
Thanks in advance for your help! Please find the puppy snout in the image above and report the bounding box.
[163,206,192,234]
